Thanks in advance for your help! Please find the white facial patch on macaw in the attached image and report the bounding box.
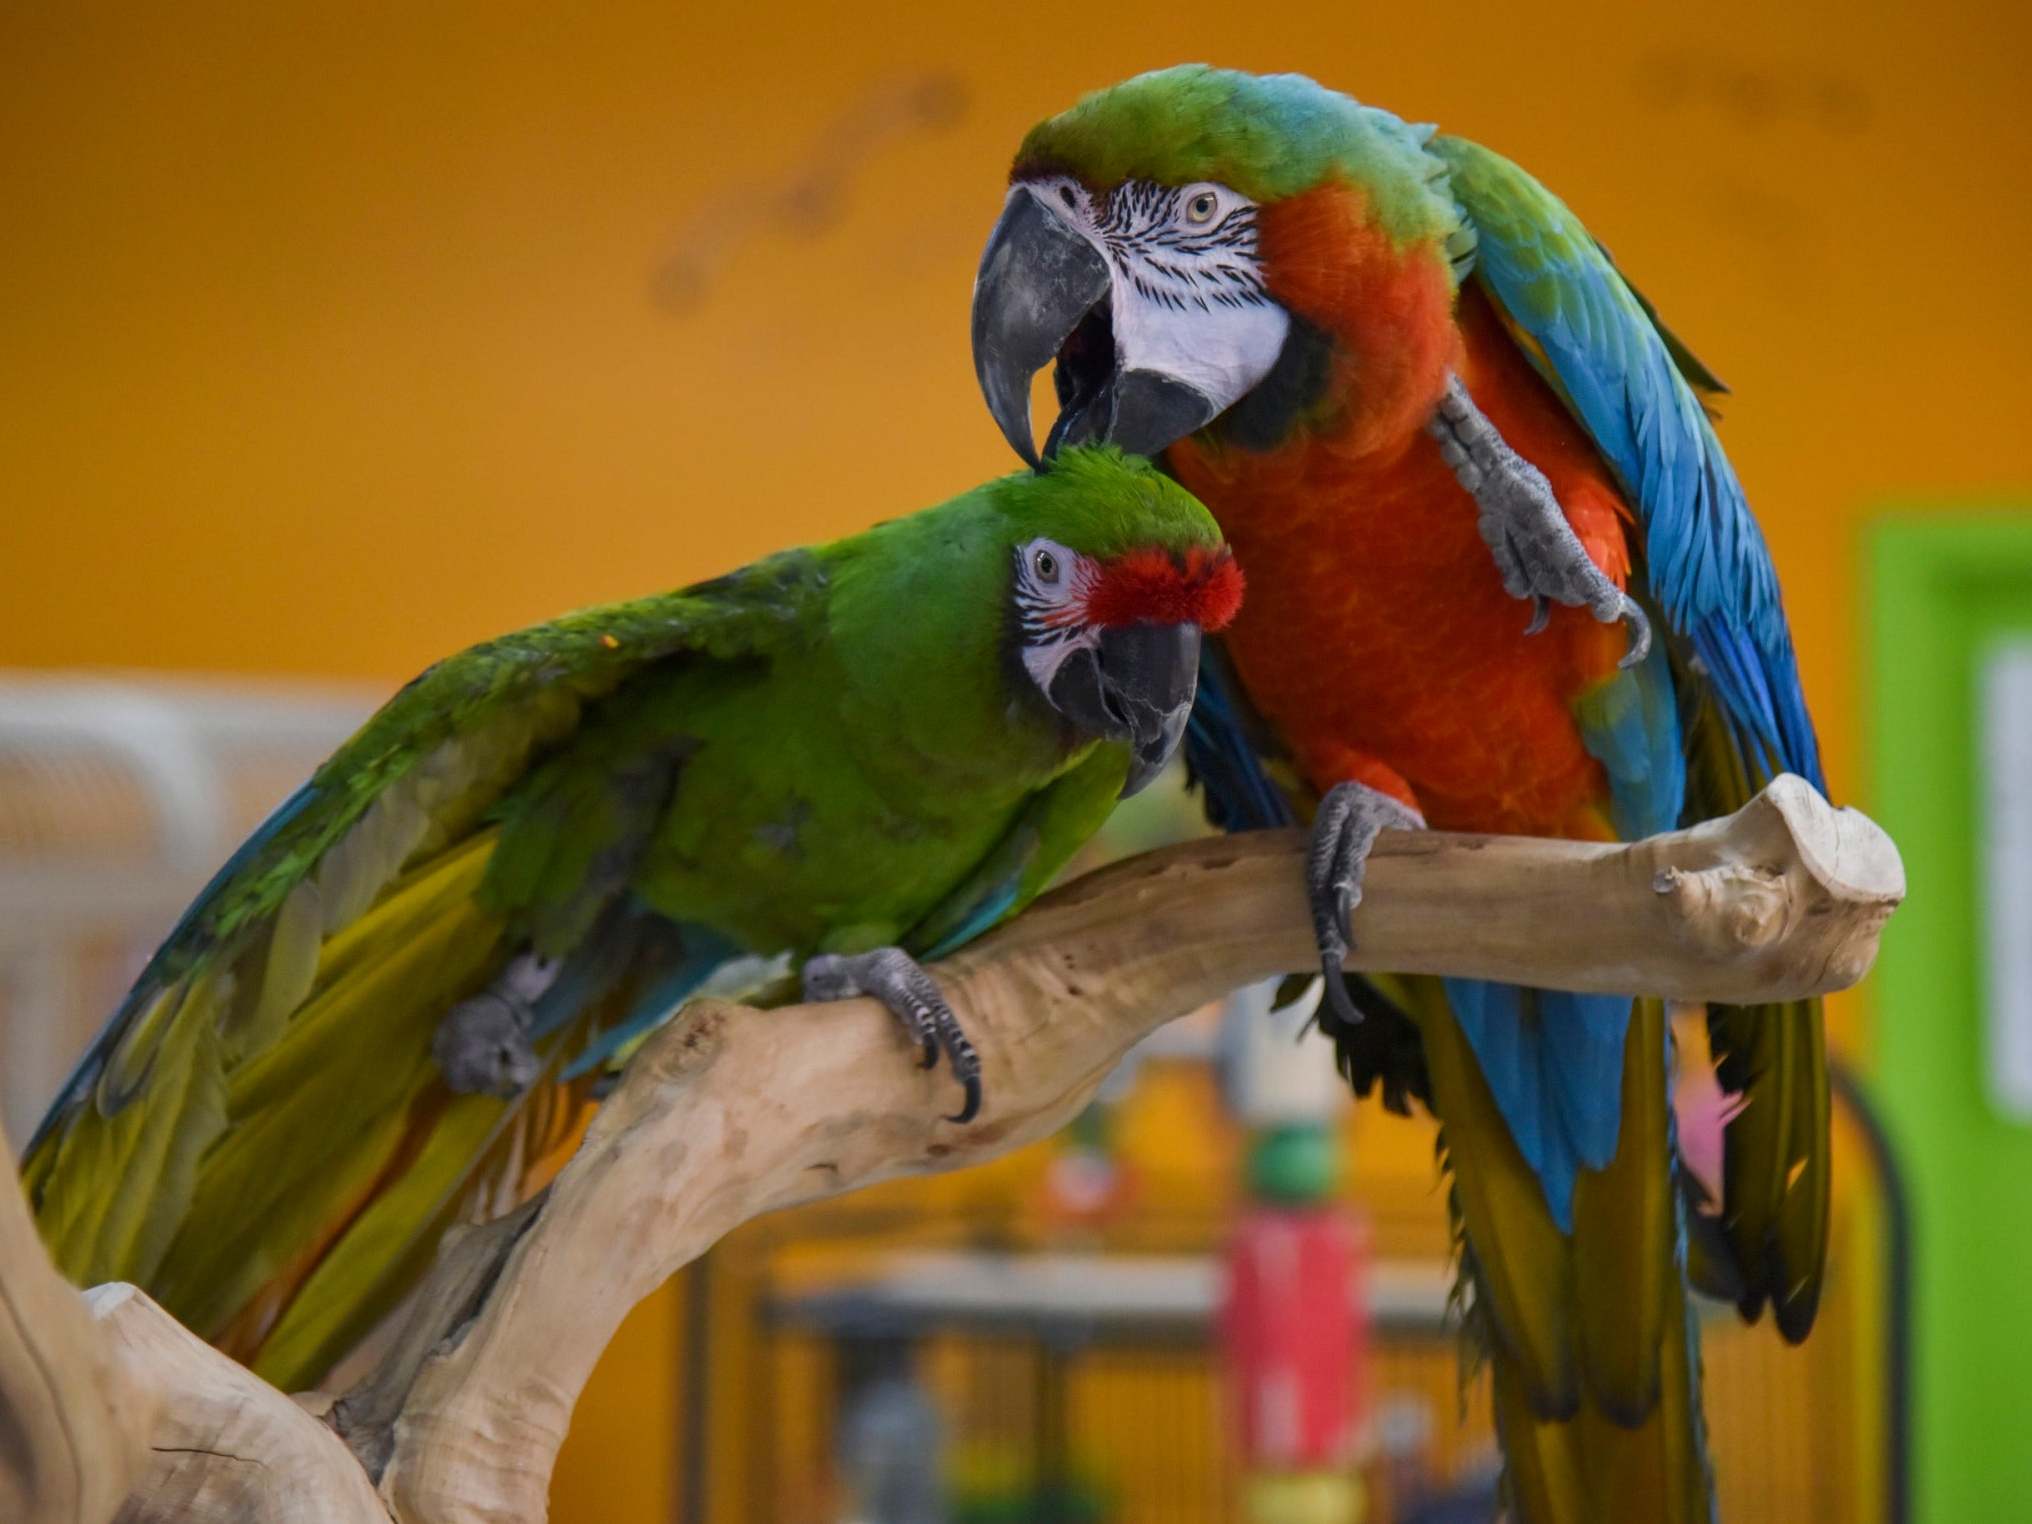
[1030,175,1290,416]
[1013,535,1102,693]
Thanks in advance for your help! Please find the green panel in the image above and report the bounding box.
[1868,515,2032,1523]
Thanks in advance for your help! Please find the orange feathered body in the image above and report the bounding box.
[1168,184,1636,841]
[1168,184,1718,1519]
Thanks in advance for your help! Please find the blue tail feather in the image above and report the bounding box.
[1445,978,1634,1233]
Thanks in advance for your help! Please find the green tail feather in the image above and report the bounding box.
[1711,995,1829,1341]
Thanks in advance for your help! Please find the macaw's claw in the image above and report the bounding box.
[434,996,534,1096]
[434,951,559,1096]
[1307,781,1426,1026]
[803,947,983,1124]
[1427,374,1653,669]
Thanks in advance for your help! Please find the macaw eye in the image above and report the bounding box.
[1057,184,1079,211]
[1033,548,1060,582]
[1183,188,1220,224]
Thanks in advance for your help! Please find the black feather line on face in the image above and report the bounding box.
[1001,541,1102,751]
[1093,182,1275,316]
[999,590,1077,749]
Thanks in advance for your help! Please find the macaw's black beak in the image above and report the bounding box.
[1046,622,1202,798]
[973,185,1220,465]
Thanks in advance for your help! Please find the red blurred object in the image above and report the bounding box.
[1219,1206,1368,1469]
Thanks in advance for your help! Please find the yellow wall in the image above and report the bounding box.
[5,2,2027,1520]
[8,2,2030,768]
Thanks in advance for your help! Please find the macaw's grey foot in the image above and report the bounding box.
[1308,782,1426,1028]
[803,947,982,1124]
[433,952,557,1096]
[1426,374,1652,669]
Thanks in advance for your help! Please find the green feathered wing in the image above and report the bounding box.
[26,448,1232,1392]
[22,551,828,1388]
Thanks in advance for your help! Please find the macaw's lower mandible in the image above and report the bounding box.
[22,445,1242,1394]
[973,64,1829,1523]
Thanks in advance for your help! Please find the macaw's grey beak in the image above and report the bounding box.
[973,186,1109,467]
[973,185,1221,465]
[1045,621,1202,799]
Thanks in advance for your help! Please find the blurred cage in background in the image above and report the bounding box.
[709,1189,1472,1524]
[0,674,371,1148]
[0,677,1905,1524]
[697,1069,1894,1524]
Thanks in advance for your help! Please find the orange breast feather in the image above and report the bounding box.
[1170,283,1637,842]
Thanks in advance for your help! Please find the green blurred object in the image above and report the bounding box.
[1246,1122,1341,1204]
[951,1484,1109,1524]
[1869,514,2032,1524]
[950,1440,1112,1524]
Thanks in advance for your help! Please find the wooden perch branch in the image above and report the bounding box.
[0,775,1903,1523]
[86,1284,383,1524]
[0,1139,147,1524]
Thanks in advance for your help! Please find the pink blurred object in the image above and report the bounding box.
[1219,1207,1367,1470]
[1674,1048,1729,1204]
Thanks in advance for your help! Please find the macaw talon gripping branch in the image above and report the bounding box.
[803,947,984,1124]
[1426,375,1654,669]
[1305,780,1427,1029]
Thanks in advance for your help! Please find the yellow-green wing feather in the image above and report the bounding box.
[24,554,825,1376]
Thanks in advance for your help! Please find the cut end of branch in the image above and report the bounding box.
[1653,774,1905,998]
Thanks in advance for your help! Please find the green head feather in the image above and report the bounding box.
[1015,65,1458,248]
[987,444,1225,559]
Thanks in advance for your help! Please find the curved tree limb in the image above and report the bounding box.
[0,775,1903,1523]
[88,1284,385,1524]
[0,1134,149,1523]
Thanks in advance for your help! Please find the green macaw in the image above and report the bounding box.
[22,446,1243,1391]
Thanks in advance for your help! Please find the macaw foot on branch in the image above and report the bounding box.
[803,947,983,1124]
[1308,781,1426,1026]
[432,952,557,1096]
[1427,373,1652,669]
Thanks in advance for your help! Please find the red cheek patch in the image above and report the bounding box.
[1084,546,1244,632]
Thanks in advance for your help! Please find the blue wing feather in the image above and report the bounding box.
[1184,643,1297,832]
[555,921,747,1079]
[919,881,1024,963]
[1432,135,1822,793]
[1576,638,1686,843]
